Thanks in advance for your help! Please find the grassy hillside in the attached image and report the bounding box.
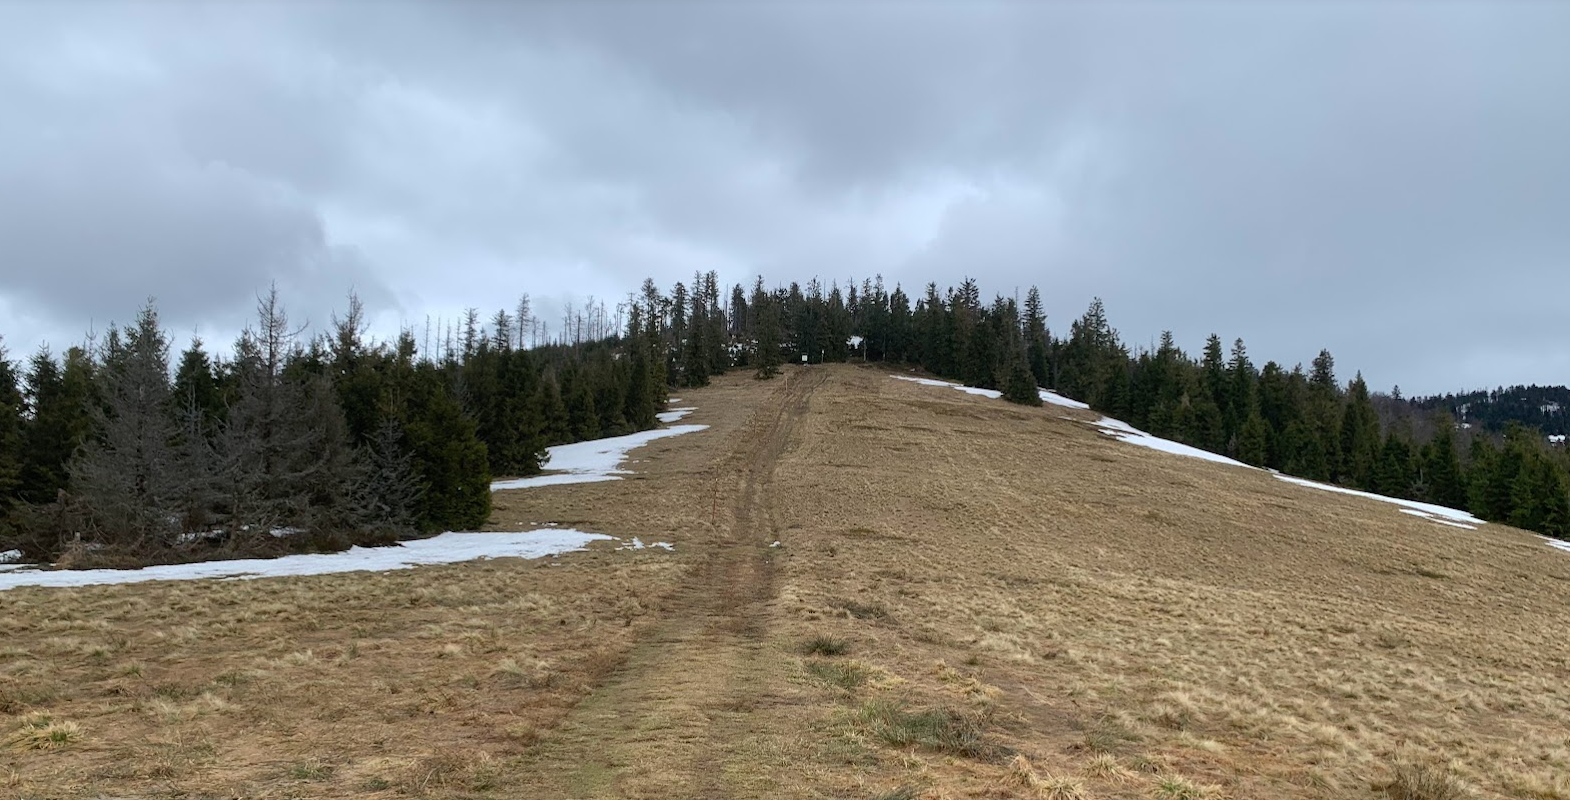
[4,365,1568,799]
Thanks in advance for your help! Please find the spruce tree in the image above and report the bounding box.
[353,417,423,541]
[69,304,182,554]
[18,347,96,506]
[623,303,658,429]
[825,286,851,362]
[1023,286,1050,387]
[403,362,490,531]
[1422,414,1467,509]
[1373,434,1415,498]
[1237,412,1270,466]
[753,278,782,379]
[1225,339,1258,455]
[1340,374,1381,490]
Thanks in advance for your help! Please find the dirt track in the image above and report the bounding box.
[517,367,826,799]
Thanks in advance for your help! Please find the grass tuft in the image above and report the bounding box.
[855,698,1005,761]
[805,659,870,691]
[1155,776,1217,799]
[6,713,82,750]
[803,635,851,656]
[1379,759,1476,800]
[1010,754,1086,798]
[1084,753,1134,783]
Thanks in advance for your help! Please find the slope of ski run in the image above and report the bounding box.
[891,375,1515,538]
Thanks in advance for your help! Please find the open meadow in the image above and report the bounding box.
[5,365,1569,799]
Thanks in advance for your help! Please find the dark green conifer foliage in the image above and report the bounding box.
[1374,434,1415,498]
[539,374,572,446]
[1023,287,1050,387]
[1237,413,1270,466]
[0,342,23,524]
[403,362,490,531]
[1340,374,1381,490]
[1422,415,1468,509]
[18,347,97,507]
[825,286,851,363]
[568,376,601,441]
[753,278,782,379]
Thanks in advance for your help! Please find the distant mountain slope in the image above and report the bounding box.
[1409,384,1570,435]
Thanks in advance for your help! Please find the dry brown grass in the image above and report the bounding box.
[766,366,1570,798]
[5,364,1570,798]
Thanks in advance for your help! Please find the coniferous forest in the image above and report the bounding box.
[2,273,1567,567]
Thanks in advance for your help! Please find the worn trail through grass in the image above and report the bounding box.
[517,367,825,799]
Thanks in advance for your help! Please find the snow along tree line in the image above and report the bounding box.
[2,272,1567,566]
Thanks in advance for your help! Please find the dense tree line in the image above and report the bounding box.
[0,288,673,566]
[5,272,1567,567]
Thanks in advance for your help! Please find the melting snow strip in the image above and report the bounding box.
[657,407,697,423]
[891,374,1001,399]
[0,530,616,591]
[1544,538,1570,554]
[1273,475,1482,526]
[1038,388,1090,410]
[1088,417,1254,469]
[491,424,709,491]
[1398,508,1479,530]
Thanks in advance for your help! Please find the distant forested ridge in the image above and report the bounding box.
[2,273,1567,567]
[1407,385,1570,437]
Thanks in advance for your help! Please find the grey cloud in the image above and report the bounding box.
[0,2,1566,394]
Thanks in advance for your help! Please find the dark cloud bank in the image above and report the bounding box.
[1,2,1566,395]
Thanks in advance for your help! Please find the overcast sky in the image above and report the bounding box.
[1,2,1566,395]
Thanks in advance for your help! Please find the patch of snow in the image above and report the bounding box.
[1398,508,1479,530]
[619,537,675,551]
[770,541,782,548]
[848,335,864,348]
[0,530,614,591]
[490,424,709,491]
[667,397,682,403]
[1274,475,1484,526]
[1549,434,1566,445]
[1544,537,1570,554]
[1090,417,1254,469]
[890,375,1002,399]
[657,407,697,424]
[1038,388,1090,410]
[0,549,20,563]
